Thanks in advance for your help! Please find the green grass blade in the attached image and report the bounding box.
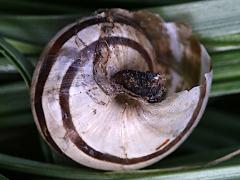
[5,38,41,55]
[210,49,240,96]
[211,50,240,67]
[0,15,81,45]
[0,152,239,180]
[213,65,240,82]
[202,34,240,47]
[0,153,108,180]
[135,165,240,180]
[0,57,20,82]
[211,80,240,97]
[0,0,240,46]
[0,37,34,87]
[0,82,30,115]
[0,112,33,128]
[151,0,240,38]
[153,147,240,168]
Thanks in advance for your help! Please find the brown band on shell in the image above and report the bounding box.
[156,139,170,151]
[34,12,154,154]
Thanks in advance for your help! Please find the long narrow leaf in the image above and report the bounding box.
[0,0,240,46]
[0,37,33,87]
[0,82,30,114]
[0,15,81,45]
[151,0,240,38]
[0,152,239,180]
[211,80,240,97]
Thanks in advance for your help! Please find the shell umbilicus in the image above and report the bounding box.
[31,9,212,170]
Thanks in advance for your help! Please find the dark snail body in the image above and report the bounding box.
[111,70,167,103]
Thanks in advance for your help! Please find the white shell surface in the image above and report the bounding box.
[31,9,212,170]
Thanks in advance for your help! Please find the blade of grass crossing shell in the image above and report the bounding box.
[149,147,240,168]
[0,152,240,180]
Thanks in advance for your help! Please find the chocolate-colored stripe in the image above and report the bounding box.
[34,14,151,153]
[156,139,170,151]
[59,37,206,164]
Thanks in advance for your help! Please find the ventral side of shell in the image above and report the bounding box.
[31,8,212,171]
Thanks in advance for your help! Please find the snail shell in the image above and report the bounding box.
[31,9,212,170]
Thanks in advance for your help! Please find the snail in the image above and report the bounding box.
[31,9,212,170]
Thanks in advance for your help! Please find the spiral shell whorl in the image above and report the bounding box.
[31,9,212,170]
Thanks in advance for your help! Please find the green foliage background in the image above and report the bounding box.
[0,0,240,179]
